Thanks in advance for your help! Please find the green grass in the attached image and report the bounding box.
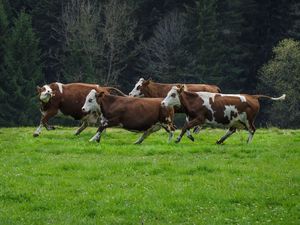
[0,127,299,225]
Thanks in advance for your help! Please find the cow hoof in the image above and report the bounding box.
[187,135,195,142]
[216,140,223,145]
[33,133,39,137]
[175,139,181,144]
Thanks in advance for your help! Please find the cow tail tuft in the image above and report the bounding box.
[254,94,286,101]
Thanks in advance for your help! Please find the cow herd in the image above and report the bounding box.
[34,79,285,144]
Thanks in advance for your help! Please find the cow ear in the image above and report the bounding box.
[178,85,185,93]
[36,86,42,93]
[96,91,105,98]
[144,79,150,86]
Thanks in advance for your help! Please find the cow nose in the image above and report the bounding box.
[161,102,165,107]
[82,107,85,112]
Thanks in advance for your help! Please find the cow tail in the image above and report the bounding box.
[107,87,128,96]
[253,94,286,101]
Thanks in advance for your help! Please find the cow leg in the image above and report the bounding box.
[33,124,43,137]
[161,124,174,143]
[185,117,195,142]
[247,122,256,143]
[89,126,106,143]
[216,127,236,144]
[42,109,58,130]
[33,109,58,137]
[134,124,161,144]
[193,126,201,134]
[75,121,88,135]
[176,117,204,143]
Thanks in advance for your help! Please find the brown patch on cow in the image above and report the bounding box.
[139,80,221,99]
[95,93,175,132]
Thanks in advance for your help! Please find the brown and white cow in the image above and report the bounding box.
[129,78,221,98]
[161,86,286,144]
[129,78,221,135]
[34,82,126,137]
[82,89,175,144]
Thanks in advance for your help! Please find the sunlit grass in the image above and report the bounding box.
[0,127,299,224]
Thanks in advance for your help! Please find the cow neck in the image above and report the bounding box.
[179,91,199,115]
[99,94,118,116]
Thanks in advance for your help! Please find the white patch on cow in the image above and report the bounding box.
[100,115,108,126]
[89,131,101,142]
[196,92,216,116]
[224,105,238,120]
[56,82,63,93]
[183,84,188,91]
[82,89,101,114]
[161,86,181,107]
[220,94,246,102]
[129,78,145,97]
[40,110,46,116]
[34,124,43,135]
[40,85,53,103]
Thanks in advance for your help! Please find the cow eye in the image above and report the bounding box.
[171,93,176,98]
[137,86,141,90]
[88,99,92,103]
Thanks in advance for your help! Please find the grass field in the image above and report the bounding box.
[0,127,299,224]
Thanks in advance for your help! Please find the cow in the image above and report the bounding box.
[81,89,175,144]
[129,78,221,98]
[129,77,222,135]
[161,86,286,144]
[34,82,126,137]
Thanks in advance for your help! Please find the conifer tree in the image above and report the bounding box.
[0,11,42,126]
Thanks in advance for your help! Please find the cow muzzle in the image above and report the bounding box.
[82,107,90,114]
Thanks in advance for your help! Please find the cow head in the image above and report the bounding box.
[82,89,102,114]
[37,85,54,103]
[129,78,150,97]
[161,85,184,107]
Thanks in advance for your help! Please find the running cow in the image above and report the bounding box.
[82,89,175,144]
[161,86,286,144]
[129,78,221,98]
[129,78,221,135]
[34,82,126,137]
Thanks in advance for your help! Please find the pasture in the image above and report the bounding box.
[0,127,299,224]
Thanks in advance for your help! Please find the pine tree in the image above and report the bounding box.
[0,11,42,126]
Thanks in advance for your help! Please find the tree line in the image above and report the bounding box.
[0,0,299,128]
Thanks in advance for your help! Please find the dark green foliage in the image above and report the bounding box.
[0,0,299,127]
[0,0,8,64]
[0,11,42,126]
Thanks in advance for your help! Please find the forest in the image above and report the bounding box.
[0,0,299,128]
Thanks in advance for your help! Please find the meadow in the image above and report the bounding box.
[0,127,299,225]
